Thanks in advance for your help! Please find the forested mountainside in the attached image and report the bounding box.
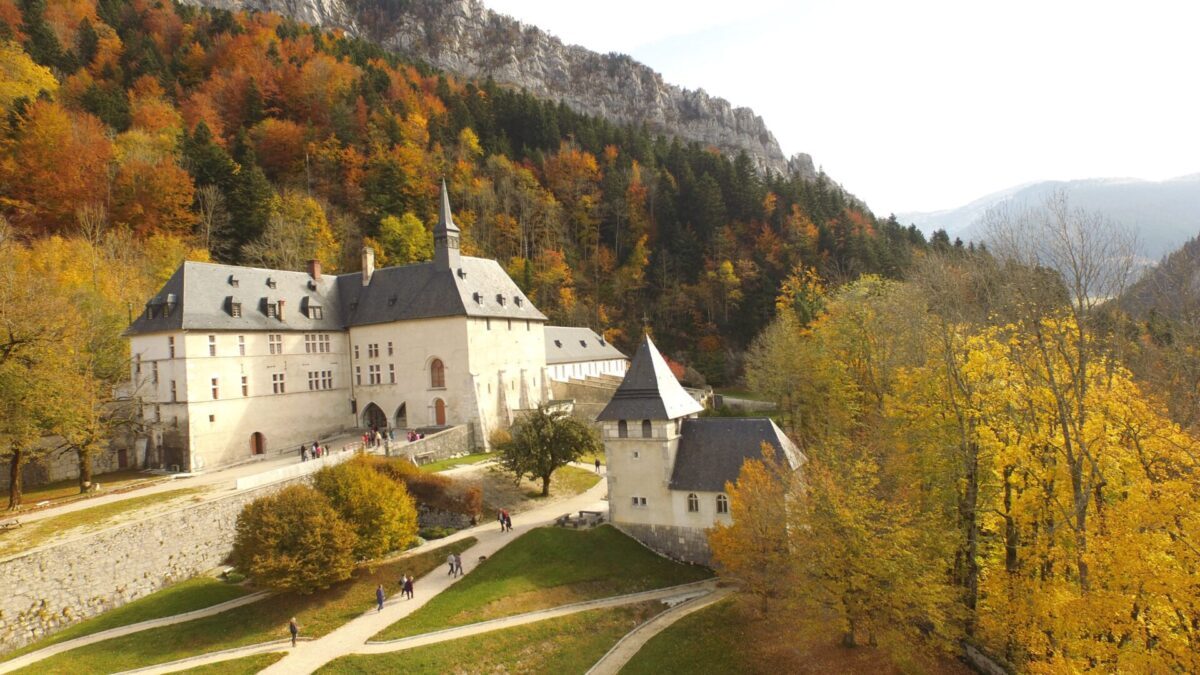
[188,0,809,176]
[0,0,926,382]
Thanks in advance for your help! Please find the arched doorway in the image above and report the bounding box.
[362,402,387,430]
[250,432,266,456]
[433,398,446,426]
[395,402,407,429]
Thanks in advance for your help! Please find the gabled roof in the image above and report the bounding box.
[544,326,627,365]
[125,261,344,334]
[336,256,546,326]
[669,418,803,492]
[596,336,703,421]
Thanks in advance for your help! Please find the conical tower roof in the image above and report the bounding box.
[435,179,460,235]
[597,336,703,421]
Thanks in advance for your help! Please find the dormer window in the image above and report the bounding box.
[230,301,242,318]
[580,340,587,348]
[457,268,467,279]
[473,292,482,304]
[229,275,239,287]
[554,340,562,347]
[308,305,323,320]
[515,296,523,307]
[164,293,177,316]
[266,277,276,289]
[496,294,506,306]
[266,301,278,319]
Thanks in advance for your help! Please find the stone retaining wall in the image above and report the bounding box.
[386,425,473,464]
[613,522,713,566]
[0,476,307,654]
[417,504,475,531]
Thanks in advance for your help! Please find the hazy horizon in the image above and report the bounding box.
[484,0,1200,216]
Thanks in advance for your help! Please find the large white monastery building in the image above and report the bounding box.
[126,184,626,472]
[599,336,803,564]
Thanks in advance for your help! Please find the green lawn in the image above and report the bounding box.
[0,487,207,558]
[620,597,751,674]
[579,449,607,466]
[13,537,477,675]
[0,576,248,664]
[179,651,285,674]
[374,525,711,641]
[527,464,601,499]
[18,470,163,506]
[322,602,664,674]
[418,452,493,473]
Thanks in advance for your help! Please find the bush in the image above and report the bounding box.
[363,455,482,518]
[418,526,457,540]
[313,456,419,560]
[231,484,357,594]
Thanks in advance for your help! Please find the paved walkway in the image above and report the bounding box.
[586,585,734,675]
[0,592,271,675]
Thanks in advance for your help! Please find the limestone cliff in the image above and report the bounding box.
[185,0,815,177]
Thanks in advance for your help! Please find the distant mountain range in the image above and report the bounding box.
[899,175,1200,262]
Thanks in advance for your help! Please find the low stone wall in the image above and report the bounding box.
[233,445,363,491]
[0,476,307,654]
[417,504,474,531]
[613,522,713,566]
[387,425,473,464]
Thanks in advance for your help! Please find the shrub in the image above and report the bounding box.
[313,456,419,560]
[363,455,482,518]
[231,484,357,594]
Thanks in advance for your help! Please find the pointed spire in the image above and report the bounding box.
[596,336,703,421]
[436,179,460,235]
[434,179,461,270]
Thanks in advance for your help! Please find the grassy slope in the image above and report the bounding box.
[179,651,285,674]
[417,452,493,473]
[322,602,664,674]
[15,538,477,675]
[537,464,601,498]
[18,470,161,505]
[0,487,206,558]
[0,576,248,663]
[374,525,710,640]
[623,597,972,675]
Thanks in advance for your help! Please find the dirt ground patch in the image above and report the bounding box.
[451,464,601,518]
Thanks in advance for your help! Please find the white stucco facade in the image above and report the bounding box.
[547,358,628,383]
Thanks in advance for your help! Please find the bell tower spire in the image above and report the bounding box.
[434,180,461,271]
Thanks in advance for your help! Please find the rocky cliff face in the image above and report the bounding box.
[185,0,814,178]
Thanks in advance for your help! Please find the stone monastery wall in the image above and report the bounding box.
[0,476,304,654]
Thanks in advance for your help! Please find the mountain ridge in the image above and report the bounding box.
[186,0,814,178]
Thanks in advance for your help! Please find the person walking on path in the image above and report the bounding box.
[453,552,464,577]
[404,575,414,599]
[498,509,506,532]
[503,511,512,532]
[288,617,299,646]
[300,445,308,462]
[375,584,385,611]
[595,458,601,473]
[447,553,456,576]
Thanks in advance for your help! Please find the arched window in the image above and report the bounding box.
[641,419,652,438]
[617,420,628,438]
[687,493,699,513]
[430,358,445,388]
[716,494,729,514]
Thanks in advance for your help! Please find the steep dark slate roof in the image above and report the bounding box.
[669,418,803,492]
[125,261,344,334]
[596,336,702,421]
[127,256,545,336]
[336,256,546,326]
[544,326,627,365]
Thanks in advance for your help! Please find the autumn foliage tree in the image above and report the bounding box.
[312,457,419,560]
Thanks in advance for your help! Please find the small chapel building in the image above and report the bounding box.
[598,336,803,564]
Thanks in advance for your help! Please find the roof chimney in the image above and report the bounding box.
[362,246,375,286]
[307,259,322,282]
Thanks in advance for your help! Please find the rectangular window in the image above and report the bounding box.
[354,344,359,360]
[368,343,379,358]
[631,496,647,508]
[170,380,177,402]
[151,361,159,384]
[486,318,491,330]
[507,319,512,330]
[355,366,361,385]
[269,334,282,355]
[211,377,219,399]
[238,335,246,356]
[267,303,277,318]
[309,306,323,320]
[368,364,381,385]
[154,404,161,422]
[272,373,286,394]
[168,336,175,358]
[389,364,395,384]
[387,341,393,356]
[134,354,141,376]
[208,335,217,356]
[231,302,242,318]
[526,320,530,331]
[305,334,315,354]
[241,375,249,397]
[308,371,320,391]
[320,334,330,353]
[323,370,333,389]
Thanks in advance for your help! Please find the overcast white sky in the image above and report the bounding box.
[484,0,1200,215]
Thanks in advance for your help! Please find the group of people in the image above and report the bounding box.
[363,427,391,449]
[374,575,417,612]
[446,552,465,577]
[498,509,513,532]
[298,441,326,462]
